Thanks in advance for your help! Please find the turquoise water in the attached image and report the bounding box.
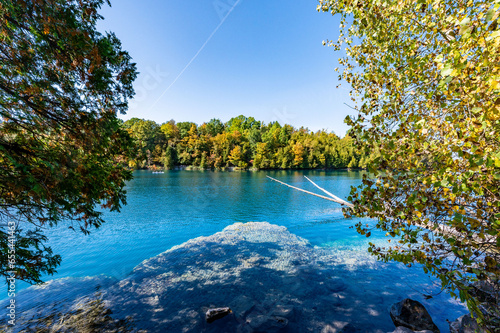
[29,170,366,283]
[2,170,468,331]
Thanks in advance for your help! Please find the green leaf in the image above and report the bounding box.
[486,9,495,22]
[441,63,453,77]
[459,17,471,26]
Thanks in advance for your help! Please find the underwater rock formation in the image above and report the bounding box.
[0,222,467,332]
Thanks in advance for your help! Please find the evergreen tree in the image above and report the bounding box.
[0,0,137,283]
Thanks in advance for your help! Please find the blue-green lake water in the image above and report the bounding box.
[2,170,468,331]
[26,170,366,282]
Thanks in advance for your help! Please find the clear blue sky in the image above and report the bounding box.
[97,0,353,136]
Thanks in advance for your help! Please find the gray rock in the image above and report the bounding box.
[469,281,500,323]
[389,327,434,333]
[245,312,288,332]
[230,295,255,318]
[470,280,500,304]
[389,299,440,333]
[449,314,486,333]
[206,307,232,323]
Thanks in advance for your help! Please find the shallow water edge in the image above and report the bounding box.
[1,222,467,332]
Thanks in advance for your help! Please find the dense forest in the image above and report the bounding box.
[122,115,380,170]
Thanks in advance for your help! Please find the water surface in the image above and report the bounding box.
[2,170,467,331]
[36,170,366,281]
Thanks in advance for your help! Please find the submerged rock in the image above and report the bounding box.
[0,295,133,333]
[0,222,468,332]
[229,295,255,318]
[206,307,232,323]
[244,312,288,332]
[271,304,294,319]
[389,299,439,333]
[389,327,433,333]
[0,275,118,332]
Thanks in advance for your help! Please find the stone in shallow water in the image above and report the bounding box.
[389,299,439,333]
[206,307,232,323]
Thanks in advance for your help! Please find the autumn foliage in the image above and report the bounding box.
[319,0,500,327]
[122,116,374,171]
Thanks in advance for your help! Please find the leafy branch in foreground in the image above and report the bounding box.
[319,0,500,329]
[0,0,137,284]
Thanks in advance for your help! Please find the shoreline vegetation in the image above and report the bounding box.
[122,115,380,172]
[160,165,363,172]
[147,164,366,173]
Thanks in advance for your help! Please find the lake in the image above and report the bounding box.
[18,170,365,282]
[1,170,467,331]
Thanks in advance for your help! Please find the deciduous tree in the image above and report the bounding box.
[319,0,500,327]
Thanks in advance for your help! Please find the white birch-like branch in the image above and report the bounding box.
[267,176,498,254]
[304,176,353,207]
[266,176,354,208]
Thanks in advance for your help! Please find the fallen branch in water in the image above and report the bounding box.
[267,176,498,254]
[303,176,353,207]
[266,176,354,208]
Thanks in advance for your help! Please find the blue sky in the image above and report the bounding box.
[97,0,353,136]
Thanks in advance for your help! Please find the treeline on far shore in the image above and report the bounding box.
[122,115,380,170]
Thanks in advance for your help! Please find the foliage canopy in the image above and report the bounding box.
[0,0,137,284]
[319,0,500,327]
[122,116,375,171]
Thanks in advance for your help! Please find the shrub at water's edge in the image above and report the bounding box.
[122,115,380,171]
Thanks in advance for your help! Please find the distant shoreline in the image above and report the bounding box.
[143,165,366,172]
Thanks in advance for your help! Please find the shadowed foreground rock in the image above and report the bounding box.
[389,299,439,333]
